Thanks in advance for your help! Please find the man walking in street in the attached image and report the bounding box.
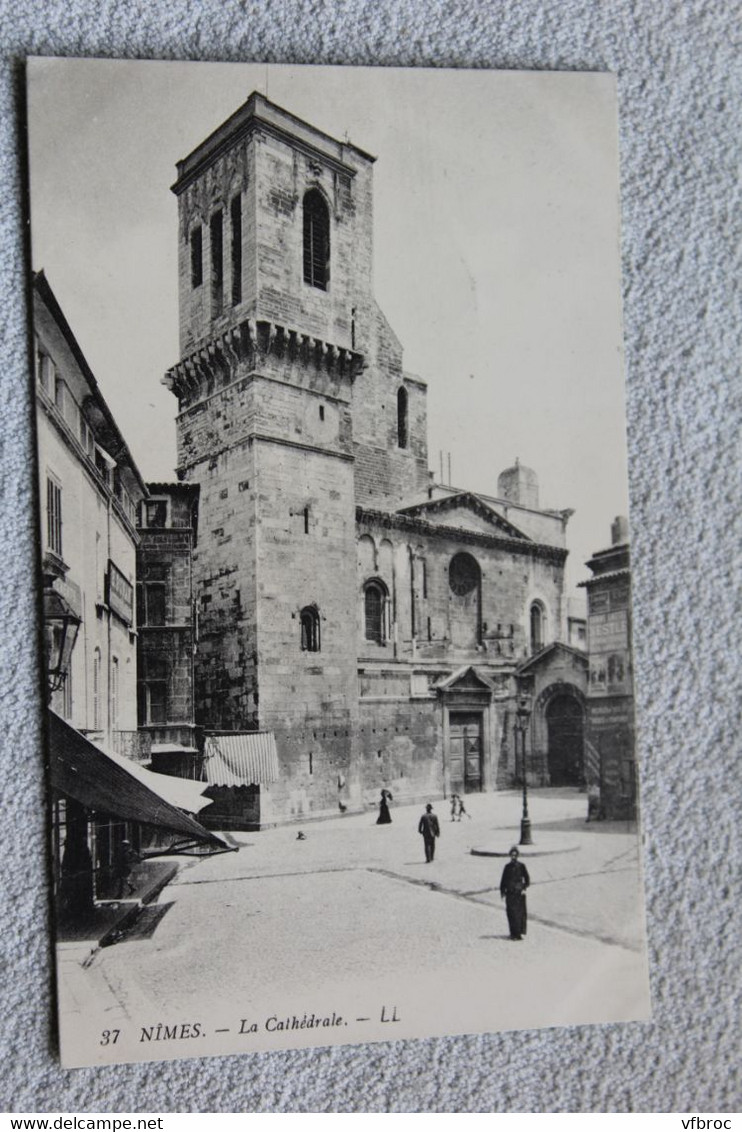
[418,803,440,863]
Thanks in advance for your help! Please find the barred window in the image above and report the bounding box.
[303,190,330,290]
[230,195,242,306]
[397,386,408,449]
[190,225,203,288]
[210,210,223,314]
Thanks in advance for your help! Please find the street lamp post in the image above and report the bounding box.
[515,692,533,846]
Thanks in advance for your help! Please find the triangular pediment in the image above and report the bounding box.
[435,665,495,693]
[516,641,588,675]
[398,493,530,541]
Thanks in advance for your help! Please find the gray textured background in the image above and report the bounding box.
[0,0,739,1114]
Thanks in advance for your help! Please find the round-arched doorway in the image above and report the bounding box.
[545,695,585,785]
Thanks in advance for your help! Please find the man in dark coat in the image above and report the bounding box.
[500,846,530,940]
[418,803,440,862]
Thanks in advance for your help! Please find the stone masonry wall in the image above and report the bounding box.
[186,437,259,731]
[356,515,566,667]
[176,139,254,357]
[176,123,375,359]
[168,96,573,826]
[352,306,430,510]
[254,435,359,820]
[357,697,443,810]
[175,356,353,478]
[354,515,568,804]
[254,132,374,349]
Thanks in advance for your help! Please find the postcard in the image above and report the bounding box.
[27,58,650,1067]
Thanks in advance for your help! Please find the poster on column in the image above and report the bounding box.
[27,57,650,1068]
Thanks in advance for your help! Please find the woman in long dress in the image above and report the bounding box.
[377,788,393,824]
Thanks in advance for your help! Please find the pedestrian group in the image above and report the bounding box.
[376,789,532,940]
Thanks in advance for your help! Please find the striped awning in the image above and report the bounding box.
[203,731,280,787]
[48,711,225,846]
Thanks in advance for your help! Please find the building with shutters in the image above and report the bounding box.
[580,518,637,820]
[34,270,146,757]
[136,482,200,778]
[34,272,221,921]
[163,92,588,827]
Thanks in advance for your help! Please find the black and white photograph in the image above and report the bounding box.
[28,59,650,1069]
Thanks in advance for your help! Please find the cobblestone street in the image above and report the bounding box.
[57,788,650,1066]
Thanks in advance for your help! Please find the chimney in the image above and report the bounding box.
[611,515,629,546]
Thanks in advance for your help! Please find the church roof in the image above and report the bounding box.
[172,91,375,196]
[397,491,531,541]
[146,481,200,496]
[356,504,568,566]
[578,568,630,588]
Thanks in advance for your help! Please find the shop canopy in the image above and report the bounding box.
[203,731,280,787]
[48,711,225,846]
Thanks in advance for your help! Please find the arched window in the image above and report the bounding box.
[300,606,321,652]
[397,386,408,449]
[530,602,545,653]
[364,580,388,645]
[448,552,481,648]
[303,190,330,290]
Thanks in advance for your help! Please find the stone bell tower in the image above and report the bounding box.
[165,93,383,820]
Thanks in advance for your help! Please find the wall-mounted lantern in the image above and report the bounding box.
[43,588,81,699]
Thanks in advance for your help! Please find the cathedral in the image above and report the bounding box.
[163,92,588,827]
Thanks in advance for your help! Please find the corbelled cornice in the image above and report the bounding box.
[163,318,365,410]
[356,506,568,565]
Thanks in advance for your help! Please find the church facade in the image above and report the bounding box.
[163,93,585,826]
